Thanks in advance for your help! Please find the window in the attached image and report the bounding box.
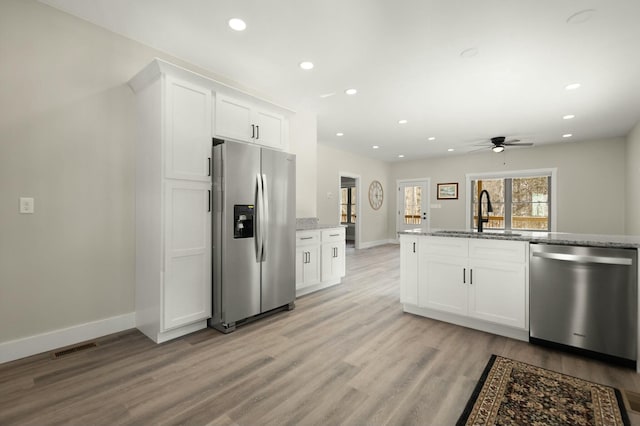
[341,187,356,224]
[403,186,422,225]
[469,171,553,231]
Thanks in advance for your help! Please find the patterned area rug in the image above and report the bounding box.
[457,355,630,426]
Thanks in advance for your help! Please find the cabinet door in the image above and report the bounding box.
[400,236,418,305]
[163,181,212,331]
[253,108,284,150]
[214,94,252,142]
[321,242,345,282]
[164,76,212,182]
[420,255,468,315]
[305,245,321,286]
[467,259,527,329]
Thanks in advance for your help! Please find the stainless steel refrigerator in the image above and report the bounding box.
[208,139,296,333]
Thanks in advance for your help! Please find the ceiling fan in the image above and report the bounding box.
[472,136,534,153]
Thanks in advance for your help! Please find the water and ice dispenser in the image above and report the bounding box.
[234,205,254,239]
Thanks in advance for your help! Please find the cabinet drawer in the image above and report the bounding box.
[468,239,526,263]
[322,228,345,243]
[296,231,320,245]
[422,236,468,257]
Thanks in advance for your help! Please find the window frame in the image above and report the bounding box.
[465,168,557,232]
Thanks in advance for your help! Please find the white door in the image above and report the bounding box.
[397,180,429,233]
[467,259,527,329]
[162,180,212,331]
[420,255,468,315]
[253,108,284,150]
[164,76,212,182]
[214,94,252,142]
[399,235,418,305]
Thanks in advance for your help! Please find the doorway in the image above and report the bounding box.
[397,179,430,234]
[339,173,360,250]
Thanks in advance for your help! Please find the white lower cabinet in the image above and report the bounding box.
[401,235,528,340]
[295,231,321,290]
[399,235,418,305]
[296,227,346,297]
[321,228,346,282]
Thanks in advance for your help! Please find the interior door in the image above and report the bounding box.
[397,180,429,233]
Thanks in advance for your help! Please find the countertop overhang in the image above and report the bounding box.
[398,228,640,249]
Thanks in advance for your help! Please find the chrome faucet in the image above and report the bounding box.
[477,189,493,232]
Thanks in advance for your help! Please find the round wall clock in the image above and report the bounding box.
[368,180,384,210]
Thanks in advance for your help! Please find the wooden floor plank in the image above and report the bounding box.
[0,244,638,425]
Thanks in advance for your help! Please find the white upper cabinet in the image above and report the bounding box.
[214,93,287,150]
[214,94,252,142]
[253,107,285,150]
[164,76,212,182]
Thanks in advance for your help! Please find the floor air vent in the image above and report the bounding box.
[51,342,98,359]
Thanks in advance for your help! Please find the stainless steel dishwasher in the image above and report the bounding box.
[530,243,637,366]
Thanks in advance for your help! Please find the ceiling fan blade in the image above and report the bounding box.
[467,146,489,153]
[472,143,492,147]
[504,139,520,144]
[503,142,533,146]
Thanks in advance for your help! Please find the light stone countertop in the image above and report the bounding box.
[398,228,640,249]
[296,223,347,231]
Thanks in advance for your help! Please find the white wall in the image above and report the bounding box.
[389,138,627,235]
[626,120,640,235]
[0,0,316,346]
[317,144,393,245]
[289,110,318,218]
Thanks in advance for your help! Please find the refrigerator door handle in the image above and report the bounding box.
[255,173,264,262]
[261,173,269,262]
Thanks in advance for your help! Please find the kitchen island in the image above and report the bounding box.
[399,229,640,372]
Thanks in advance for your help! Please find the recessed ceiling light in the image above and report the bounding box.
[567,9,596,25]
[398,119,408,124]
[319,92,335,98]
[372,145,379,149]
[228,18,246,31]
[428,137,436,141]
[460,47,479,58]
[299,61,314,70]
[447,148,455,152]
[563,114,576,120]
[398,154,405,158]
[336,132,344,137]
[563,133,573,138]
[565,83,581,91]
[345,88,357,95]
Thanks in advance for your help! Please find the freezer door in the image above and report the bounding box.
[261,149,296,312]
[219,141,262,324]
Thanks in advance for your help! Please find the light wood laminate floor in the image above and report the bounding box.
[1,244,639,425]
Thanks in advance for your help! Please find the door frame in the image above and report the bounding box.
[396,178,431,237]
[338,172,361,250]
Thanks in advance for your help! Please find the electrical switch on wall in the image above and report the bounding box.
[19,197,34,214]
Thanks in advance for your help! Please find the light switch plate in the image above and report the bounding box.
[20,197,34,214]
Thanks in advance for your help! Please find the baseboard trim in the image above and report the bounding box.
[0,312,136,364]
[359,239,397,249]
[403,304,529,342]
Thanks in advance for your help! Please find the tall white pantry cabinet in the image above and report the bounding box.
[129,59,293,343]
[129,63,213,343]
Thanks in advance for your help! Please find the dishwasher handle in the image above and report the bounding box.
[532,251,633,266]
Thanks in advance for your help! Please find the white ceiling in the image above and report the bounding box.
[40,0,640,161]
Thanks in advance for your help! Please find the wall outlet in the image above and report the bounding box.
[19,197,34,214]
